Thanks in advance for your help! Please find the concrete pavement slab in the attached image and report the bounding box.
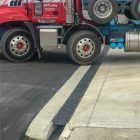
[89,50,140,129]
[60,49,140,140]
[69,127,140,140]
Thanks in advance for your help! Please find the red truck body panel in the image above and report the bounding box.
[0,0,66,24]
[0,7,30,24]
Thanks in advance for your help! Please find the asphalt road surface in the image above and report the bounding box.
[0,49,79,140]
[0,47,108,140]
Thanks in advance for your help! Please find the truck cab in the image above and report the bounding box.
[0,0,104,65]
[0,0,67,24]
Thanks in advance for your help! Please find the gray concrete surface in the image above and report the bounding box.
[60,49,140,140]
[69,127,140,140]
[1,45,140,140]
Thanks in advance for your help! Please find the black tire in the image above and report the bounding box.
[130,0,140,20]
[1,28,35,62]
[125,10,133,19]
[88,0,118,24]
[67,31,101,65]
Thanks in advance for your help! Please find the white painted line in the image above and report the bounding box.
[59,61,111,140]
[25,65,91,140]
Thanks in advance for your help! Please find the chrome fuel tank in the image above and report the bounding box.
[125,31,140,52]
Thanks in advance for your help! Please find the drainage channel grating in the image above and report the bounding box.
[52,46,109,126]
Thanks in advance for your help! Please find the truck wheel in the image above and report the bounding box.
[130,0,140,20]
[1,28,35,62]
[88,0,118,24]
[67,31,101,65]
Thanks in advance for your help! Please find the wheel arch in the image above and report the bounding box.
[0,21,27,40]
[62,24,105,45]
[0,21,39,49]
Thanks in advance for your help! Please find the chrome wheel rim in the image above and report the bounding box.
[9,36,30,57]
[76,38,95,59]
[93,0,113,19]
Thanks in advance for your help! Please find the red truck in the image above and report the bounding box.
[1,0,140,65]
[0,0,104,65]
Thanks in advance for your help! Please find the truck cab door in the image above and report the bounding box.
[33,0,66,23]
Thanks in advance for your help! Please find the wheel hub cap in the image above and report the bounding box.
[9,36,30,57]
[16,43,24,49]
[100,5,106,12]
[83,45,90,52]
[93,0,113,18]
[76,38,95,59]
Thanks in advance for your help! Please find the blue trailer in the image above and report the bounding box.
[83,0,140,24]
[83,0,140,52]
